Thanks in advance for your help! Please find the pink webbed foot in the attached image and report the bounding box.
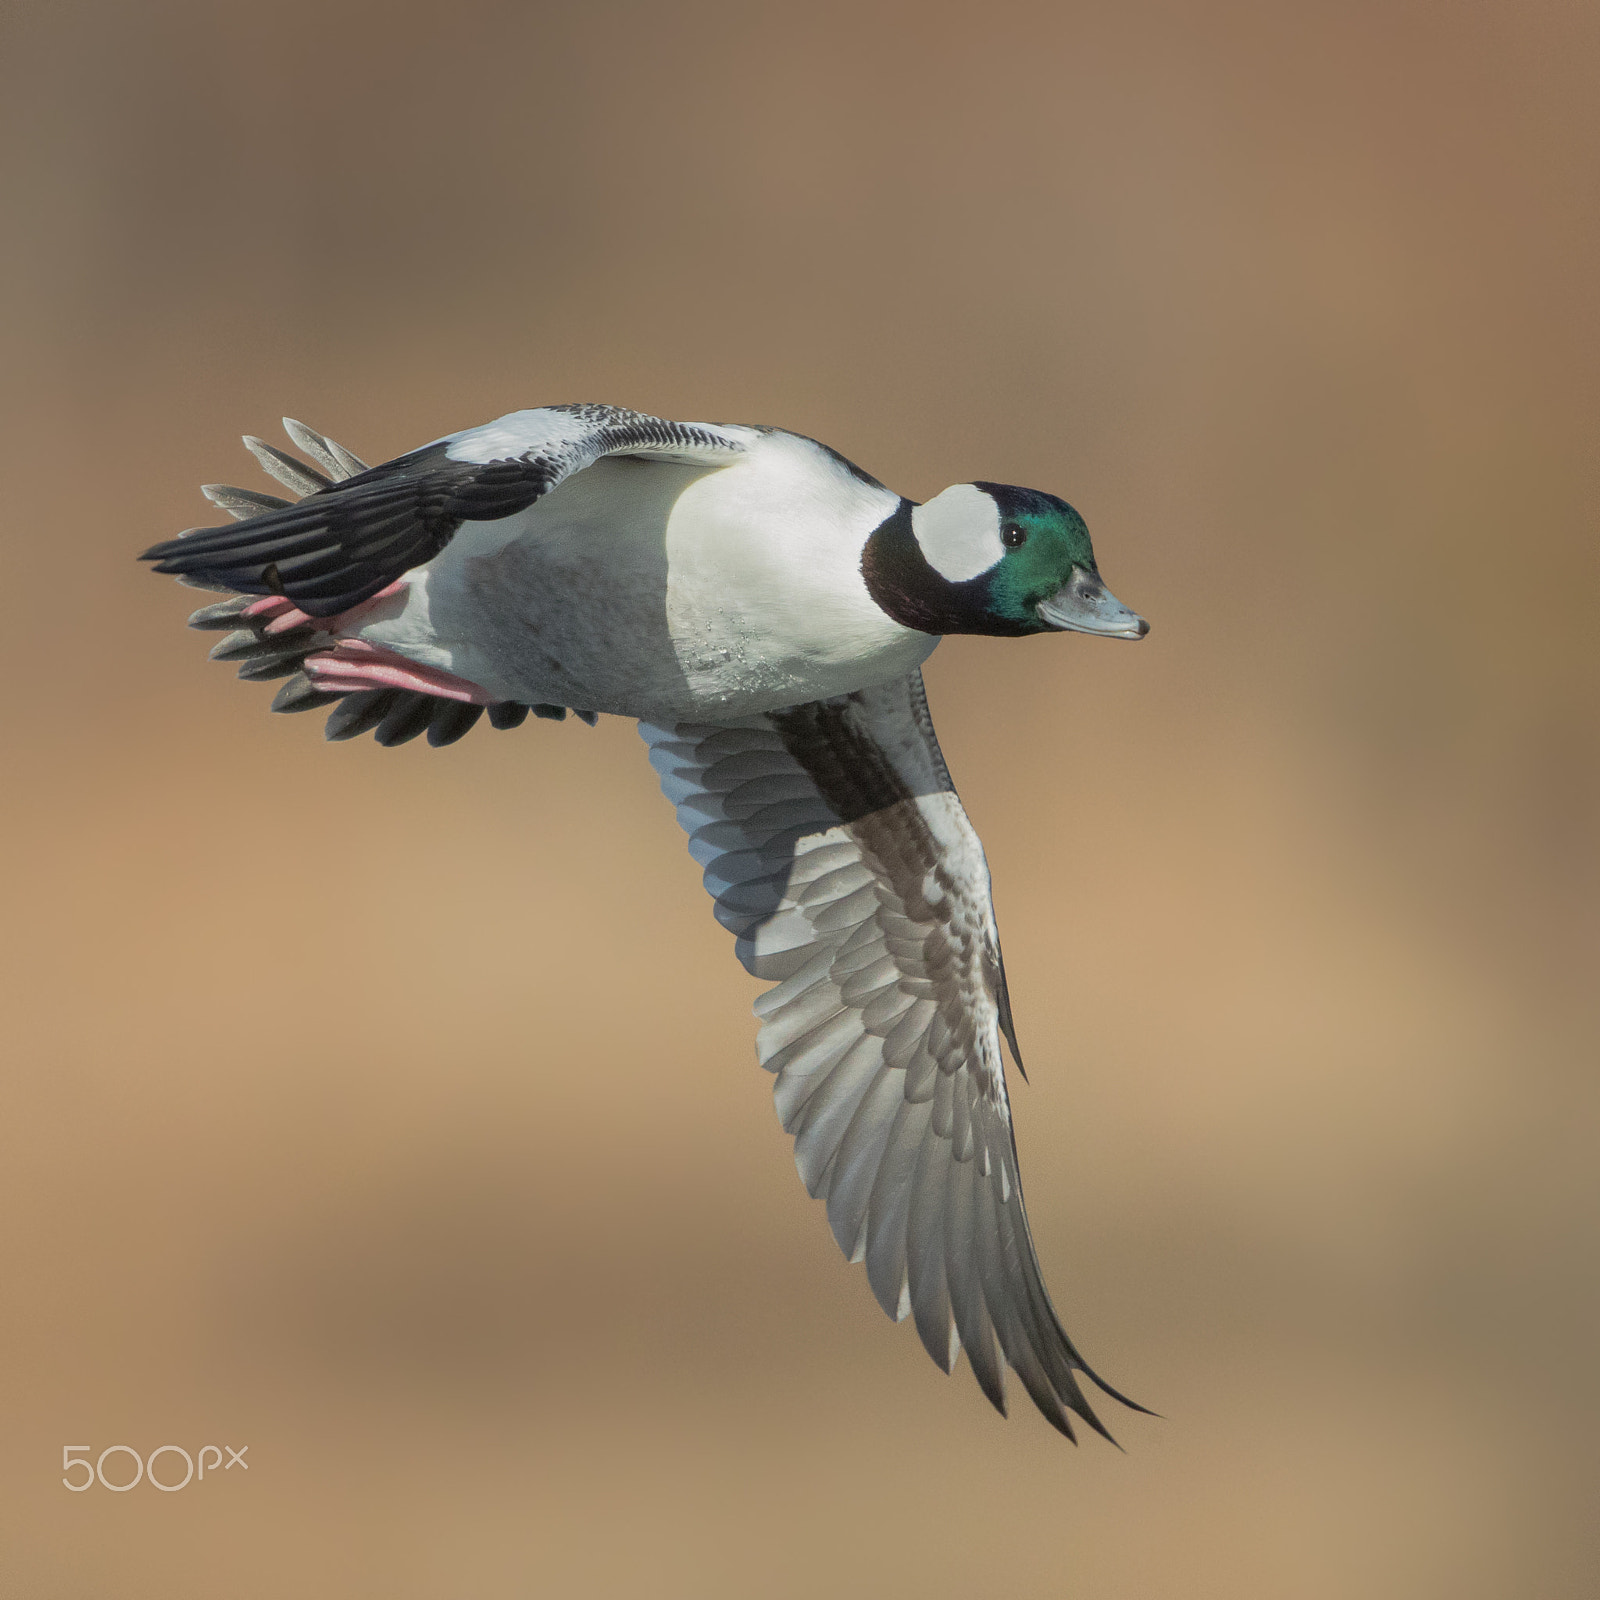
[241,582,493,704]
[301,639,496,705]
[241,579,409,637]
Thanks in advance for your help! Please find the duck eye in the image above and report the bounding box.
[1002,526,1027,549]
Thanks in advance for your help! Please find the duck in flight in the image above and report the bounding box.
[141,404,1151,1441]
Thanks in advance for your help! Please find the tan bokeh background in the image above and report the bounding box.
[2,1,1595,1595]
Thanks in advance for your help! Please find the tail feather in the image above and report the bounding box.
[154,421,595,748]
[208,626,315,663]
[271,672,344,715]
[325,689,402,742]
[427,702,485,747]
[186,595,258,630]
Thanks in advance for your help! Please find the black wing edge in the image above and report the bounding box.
[140,439,551,617]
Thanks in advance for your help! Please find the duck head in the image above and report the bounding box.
[861,482,1149,640]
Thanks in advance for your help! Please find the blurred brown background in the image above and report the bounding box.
[1,0,1595,1595]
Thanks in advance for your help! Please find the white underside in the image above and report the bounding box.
[341,432,939,720]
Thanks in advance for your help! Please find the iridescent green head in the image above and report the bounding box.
[862,482,1149,639]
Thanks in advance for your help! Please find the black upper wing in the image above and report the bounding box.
[142,405,749,617]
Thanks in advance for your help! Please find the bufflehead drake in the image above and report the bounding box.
[142,405,1151,1440]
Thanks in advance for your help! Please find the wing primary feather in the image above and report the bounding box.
[971,1161,1078,1440]
[945,1149,1007,1413]
[151,524,335,566]
[989,1165,1117,1445]
[906,1116,957,1372]
[243,436,333,495]
[995,1139,1157,1420]
[323,437,370,478]
[281,418,369,480]
[263,547,362,583]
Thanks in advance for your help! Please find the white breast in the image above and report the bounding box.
[659,433,936,710]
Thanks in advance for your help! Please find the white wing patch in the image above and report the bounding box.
[909,483,1005,582]
[640,670,1138,1441]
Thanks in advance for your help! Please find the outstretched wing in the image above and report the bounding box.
[141,404,750,616]
[641,672,1143,1440]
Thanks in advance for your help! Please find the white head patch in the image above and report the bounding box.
[910,484,1005,582]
